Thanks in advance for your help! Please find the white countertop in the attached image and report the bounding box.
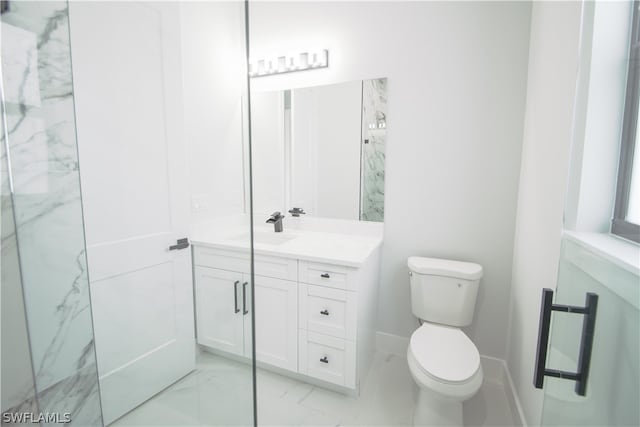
[190,217,383,268]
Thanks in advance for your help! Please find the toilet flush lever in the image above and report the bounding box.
[320,309,329,316]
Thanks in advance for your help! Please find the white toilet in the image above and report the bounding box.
[407,256,484,427]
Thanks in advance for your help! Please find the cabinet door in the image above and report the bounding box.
[195,267,244,356]
[246,275,298,372]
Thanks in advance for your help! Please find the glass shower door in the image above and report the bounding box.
[0,1,102,424]
[537,237,639,426]
[65,1,255,425]
[2,0,256,425]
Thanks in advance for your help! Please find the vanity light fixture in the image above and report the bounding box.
[248,49,329,78]
[368,121,386,130]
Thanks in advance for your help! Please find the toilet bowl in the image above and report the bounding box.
[407,323,483,426]
[406,256,484,426]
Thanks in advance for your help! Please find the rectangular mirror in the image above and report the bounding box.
[250,78,387,222]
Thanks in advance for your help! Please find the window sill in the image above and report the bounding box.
[563,230,639,277]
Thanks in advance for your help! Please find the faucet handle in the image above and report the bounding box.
[288,207,306,217]
[266,212,284,223]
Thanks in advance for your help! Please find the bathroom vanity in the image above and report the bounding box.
[191,219,382,393]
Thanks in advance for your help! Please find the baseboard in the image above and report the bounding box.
[501,361,528,427]
[478,354,504,384]
[375,331,409,356]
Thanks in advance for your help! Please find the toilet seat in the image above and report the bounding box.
[409,323,480,384]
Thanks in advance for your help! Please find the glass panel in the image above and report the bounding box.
[1,79,38,419]
[0,1,102,424]
[2,1,255,425]
[360,78,387,222]
[541,238,640,426]
[67,1,255,426]
[626,112,639,222]
[248,76,387,426]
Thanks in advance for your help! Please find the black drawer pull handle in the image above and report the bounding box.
[234,281,240,313]
[320,273,330,278]
[320,356,328,364]
[320,309,329,316]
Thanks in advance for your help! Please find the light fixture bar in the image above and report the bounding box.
[248,49,329,78]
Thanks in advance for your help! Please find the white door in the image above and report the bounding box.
[195,267,245,356]
[250,275,298,371]
[68,2,194,424]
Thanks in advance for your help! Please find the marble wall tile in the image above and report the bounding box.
[1,2,102,424]
[360,78,387,222]
[1,93,38,415]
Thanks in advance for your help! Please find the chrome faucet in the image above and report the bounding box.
[266,212,285,232]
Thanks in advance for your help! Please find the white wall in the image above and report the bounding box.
[505,2,584,425]
[249,1,531,359]
[180,1,248,224]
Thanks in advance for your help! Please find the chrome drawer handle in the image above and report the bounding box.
[320,356,329,364]
[320,273,330,278]
[320,309,329,316]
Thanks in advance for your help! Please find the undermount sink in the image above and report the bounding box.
[228,230,298,246]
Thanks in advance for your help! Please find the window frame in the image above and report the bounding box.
[613,1,640,244]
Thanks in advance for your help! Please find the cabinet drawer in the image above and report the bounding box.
[254,254,298,282]
[299,284,356,341]
[194,247,249,272]
[298,330,355,389]
[194,247,297,281]
[299,261,358,290]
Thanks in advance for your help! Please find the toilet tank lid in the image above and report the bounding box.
[407,257,483,280]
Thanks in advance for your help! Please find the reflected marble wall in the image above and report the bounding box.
[360,78,386,222]
[1,2,102,425]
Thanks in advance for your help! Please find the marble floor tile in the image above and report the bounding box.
[463,379,516,427]
[112,350,516,427]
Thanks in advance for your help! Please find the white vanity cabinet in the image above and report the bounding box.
[297,261,360,388]
[252,274,298,371]
[193,246,299,372]
[193,243,380,393]
[194,267,248,357]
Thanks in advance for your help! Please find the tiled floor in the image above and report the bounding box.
[113,351,516,426]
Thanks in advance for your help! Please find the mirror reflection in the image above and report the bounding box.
[251,78,387,222]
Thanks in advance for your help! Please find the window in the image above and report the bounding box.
[614,1,640,243]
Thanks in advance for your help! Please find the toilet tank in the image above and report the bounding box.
[408,256,483,327]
